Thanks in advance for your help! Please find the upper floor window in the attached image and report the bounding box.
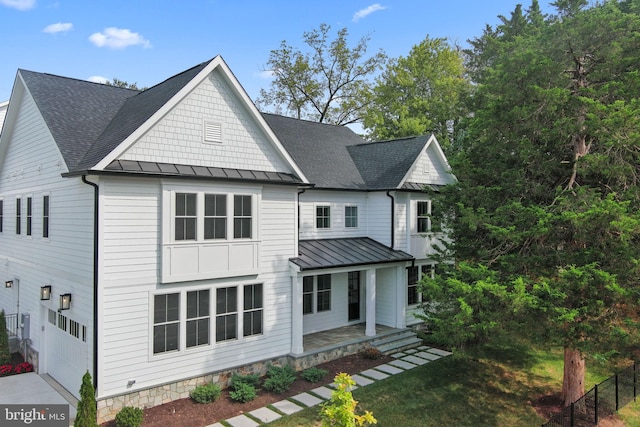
[417,201,431,233]
[175,193,197,241]
[204,194,227,239]
[16,198,21,235]
[43,195,49,238]
[345,206,358,228]
[171,191,255,243]
[26,197,32,236]
[234,195,252,239]
[316,206,330,229]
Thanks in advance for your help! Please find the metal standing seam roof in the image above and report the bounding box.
[290,237,414,271]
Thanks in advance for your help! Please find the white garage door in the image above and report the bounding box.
[45,309,88,397]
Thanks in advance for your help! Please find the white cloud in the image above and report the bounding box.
[255,70,274,80]
[87,76,109,84]
[88,27,151,50]
[353,3,387,22]
[0,0,36,10]
[43,22,72,34]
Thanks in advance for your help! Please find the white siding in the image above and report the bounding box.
[375,267,397,327]
[0,90,94,397]
[302,272,349,335]
[366,192,393,247]
[406,143,455,186]
[98,178,297,398]
[120,69,291,174]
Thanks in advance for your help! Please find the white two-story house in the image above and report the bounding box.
[0,56,454,421]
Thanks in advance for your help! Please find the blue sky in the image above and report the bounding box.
[0,0,558,103]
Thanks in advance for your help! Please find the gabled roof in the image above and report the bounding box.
[290,237,414,271]
[263,113,441,191]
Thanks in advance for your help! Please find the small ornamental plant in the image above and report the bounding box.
[263,365,296,394]
[74,371,98,427]
[114,406,144,427]
[0,362,34,376]
[320,373,377,427]
[302,367,328,383]
[229,382,257,403]
[189,383,221,404]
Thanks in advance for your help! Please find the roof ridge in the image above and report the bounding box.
[19,69,140,95]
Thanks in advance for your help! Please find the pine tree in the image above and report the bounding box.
[0,310,10,365]
[74,371,98,427]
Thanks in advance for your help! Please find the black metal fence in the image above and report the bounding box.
[542,362,637,426]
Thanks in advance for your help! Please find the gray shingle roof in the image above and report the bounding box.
[290,237,414,271]
[262,113,432,191]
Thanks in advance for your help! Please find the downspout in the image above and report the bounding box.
[297,189,306,236]
[386,191,395,249]
[82,175,99,390]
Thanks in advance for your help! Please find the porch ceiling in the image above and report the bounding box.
[290,237,414,271]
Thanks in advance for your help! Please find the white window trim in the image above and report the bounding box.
[344,204,359,230]
[42,192,50,240]
[314,204,331,230]
[412,199,432,234]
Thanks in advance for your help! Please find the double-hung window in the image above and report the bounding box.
[26,197,32,236]
[417,201,431,233]
[407,265,433,305]
[302,275,332,314]
[316,206,330,229]
[216,287,237,342]
[153,293,180,354]
[43,195,49,238]
[186,290,210,348]
[302,277,314,315]
[234,195,252,239]
[16,198,21,235]
[175,193,197,240]
[316,275,331,312]
[204,194,226,239]
[345,206,358,228]
[243,284,263,337]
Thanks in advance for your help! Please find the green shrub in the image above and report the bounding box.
[0,311,10,366]
[114,406,143,427]
[230,372,261,388]
[263,365,296,394]
[301,367,328,383]
[74,371,97,427]
[229,382,257,403]
[189,383,221,404]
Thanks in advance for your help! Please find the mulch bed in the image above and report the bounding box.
[100,352,393,427]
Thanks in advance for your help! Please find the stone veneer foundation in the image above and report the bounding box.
[97,340,372,423]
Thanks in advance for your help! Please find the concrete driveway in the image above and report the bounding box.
[0,373,77,425]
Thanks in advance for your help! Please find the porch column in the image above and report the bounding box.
[291,275,304,354]
[365,269,376,336]
[395,265,407,328]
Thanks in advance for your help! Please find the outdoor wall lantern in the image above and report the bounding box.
[4,280,12,288]
[59,293,72,310]
[40,285,51,300]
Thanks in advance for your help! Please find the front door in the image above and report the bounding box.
[348,271,360,321]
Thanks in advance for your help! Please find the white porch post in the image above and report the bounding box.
[365,268,376,337]
[291,275,304,354]
[395,265,407,328]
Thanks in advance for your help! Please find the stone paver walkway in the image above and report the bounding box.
[204,345,451,427]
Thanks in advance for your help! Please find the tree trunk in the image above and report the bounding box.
[562,347,585,407]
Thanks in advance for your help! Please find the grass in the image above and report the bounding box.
[266,340,640,426]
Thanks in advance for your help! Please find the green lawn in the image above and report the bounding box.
[266,341,640,426]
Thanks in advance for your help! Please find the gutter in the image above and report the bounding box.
[81,175,99,391]
[386,191,395,249]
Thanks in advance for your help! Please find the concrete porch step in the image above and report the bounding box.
[371,330,423,355]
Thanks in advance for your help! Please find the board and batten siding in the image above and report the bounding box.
[98,177,297,398]
[119,69,291,174]
[0,89,94,396]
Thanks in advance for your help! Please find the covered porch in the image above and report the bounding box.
[289,237,416,355]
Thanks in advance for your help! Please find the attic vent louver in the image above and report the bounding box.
[204,121,222,143]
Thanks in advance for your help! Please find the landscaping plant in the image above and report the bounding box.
[74,371,98,427]
[189,383,221,404]
[229,382,257,403]
[0,310,10,366]
[263,364,296,394]
[320,373,376,427]
[301,367,328,383]
[114,406,143,427]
